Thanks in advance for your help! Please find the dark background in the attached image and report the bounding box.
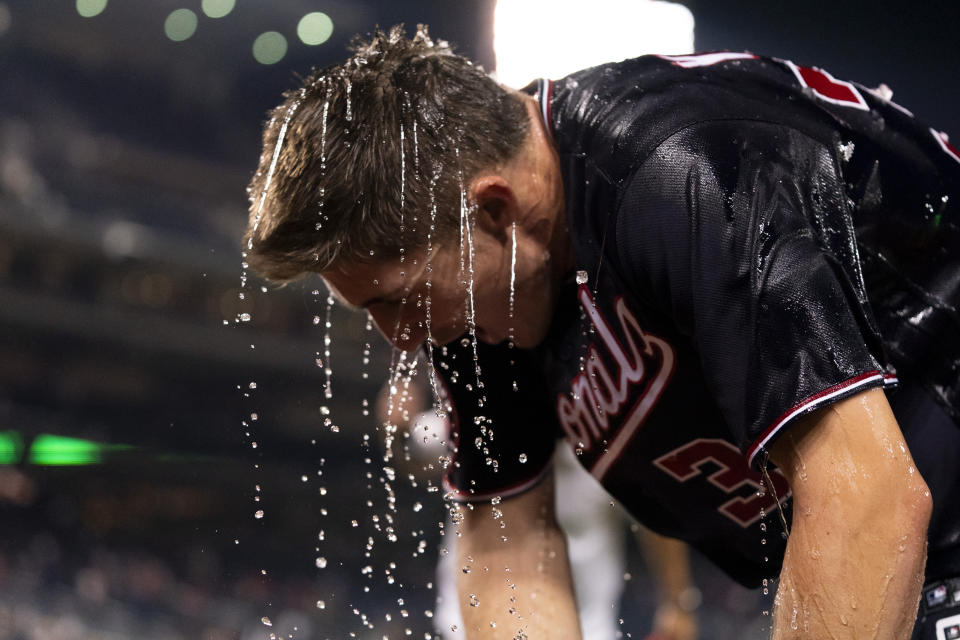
[0,1,957,638]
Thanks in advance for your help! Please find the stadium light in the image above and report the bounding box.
[493,0,695,88]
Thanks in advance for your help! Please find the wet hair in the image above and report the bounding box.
[244,24,530,282]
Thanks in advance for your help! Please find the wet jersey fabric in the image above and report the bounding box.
[434,53,960,587]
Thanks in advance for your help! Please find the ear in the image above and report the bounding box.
[470,175,519,244]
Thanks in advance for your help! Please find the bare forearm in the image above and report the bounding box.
[452,475,582,640]
[769,391,932,639]
[457,524,581,639]
[772,498,928,639]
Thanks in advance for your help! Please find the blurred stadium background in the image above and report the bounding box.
[0,1,957,638]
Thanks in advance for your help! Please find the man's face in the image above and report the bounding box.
[323,226,557,351]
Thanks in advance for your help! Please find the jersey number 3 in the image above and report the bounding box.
[654,438,792,528]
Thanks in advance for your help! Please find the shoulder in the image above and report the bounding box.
[618,118,841,235]
[550,53,859,188]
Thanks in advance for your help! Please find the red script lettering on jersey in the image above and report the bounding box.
[557,286,676,480]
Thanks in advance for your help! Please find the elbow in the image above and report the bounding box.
[875,466,932,562]
[902,469,932,540]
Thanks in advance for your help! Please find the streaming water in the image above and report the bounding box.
[412,112,420,172]
[322,291,335,400]
[362,314,373,382]
[456,149,483,396]
[761,461,791,537]
[508,222,517,345]
[344,78,353,122]
[424,169,445,416]
[249,92,304,246]
[237,96,306,571]
[240,79,542,639]
[316,84,330,230]
[399,120,406,229]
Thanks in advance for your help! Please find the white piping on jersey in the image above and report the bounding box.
[746,370,891,469]
[656,52,757,68]
[932,128,960,165]
[537,78,552,134]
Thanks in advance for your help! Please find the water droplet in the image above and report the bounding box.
[254,510,264,519]
[469,594,480,607]
[575,270,589,285]
[316,600,326,609]
[261,617,272,626]
[316,557,327,568]
[838,141,855,162]
[518,453,528,463]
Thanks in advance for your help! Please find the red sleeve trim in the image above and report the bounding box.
[746,370,888,468]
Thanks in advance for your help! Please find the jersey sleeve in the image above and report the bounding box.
[432,337,558,502]
[615,120,894,468]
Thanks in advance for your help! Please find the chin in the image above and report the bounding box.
[511,323,550,349]
[429,328,467,347]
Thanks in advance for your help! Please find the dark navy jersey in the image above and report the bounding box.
[433,53,960,587]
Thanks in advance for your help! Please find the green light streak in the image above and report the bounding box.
[0,431,24,465]
[3,431,204,466]
[29,434,104,465]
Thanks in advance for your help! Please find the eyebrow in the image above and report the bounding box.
[359,294,389,307]
[359,290,407,308]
